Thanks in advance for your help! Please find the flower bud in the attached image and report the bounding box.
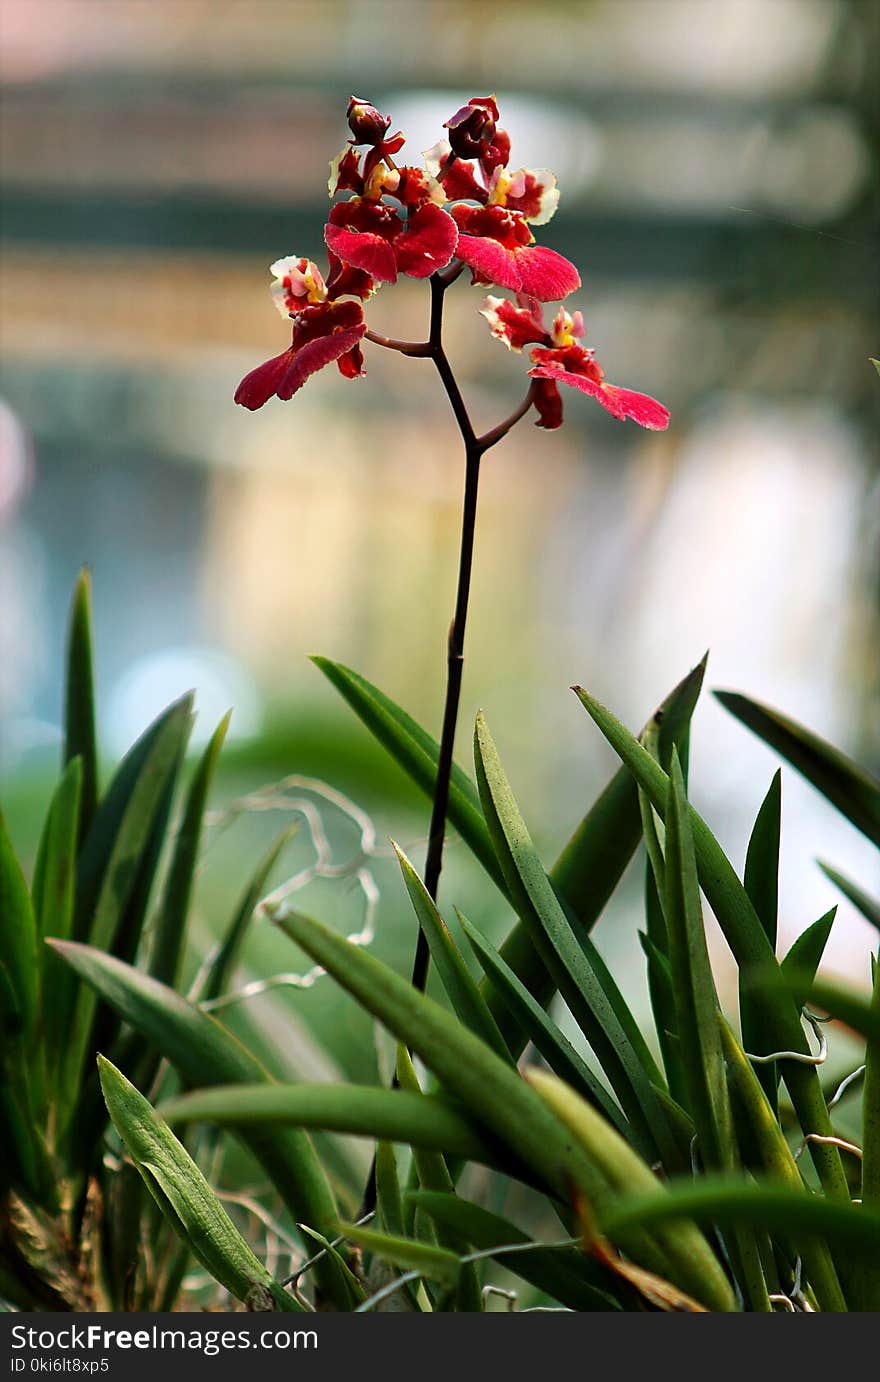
[444,95,499,159]
[346,96,392,145]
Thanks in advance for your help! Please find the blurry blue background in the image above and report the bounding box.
[1,0,878,1086]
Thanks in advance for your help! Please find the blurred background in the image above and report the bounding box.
[1,0,878,1088]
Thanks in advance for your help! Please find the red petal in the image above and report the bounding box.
[234,347,295,410]
[455,232,521,290]
[325,222,398,283]
[336,341,365,379]
[442,158,488,203]
[276,325,367,399]
[529,366,670,430]
[515,245,581,301]
[394,203,458,278]
[532,377,563,429]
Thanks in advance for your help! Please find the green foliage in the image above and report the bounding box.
[2,577,877,1312]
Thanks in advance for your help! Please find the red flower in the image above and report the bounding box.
[234,258,369,411]
[325,195,457,285]
[453,204,579,300]
[481,295,669,431]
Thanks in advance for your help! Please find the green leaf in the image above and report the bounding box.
[528,1068,738,1312]
[458,912,628,1134]
[718,1016,846,1313]
[98,1055,301,1311]
[780,908,837,1012]
[818,863,880,932]
[393,845,510,1061]
[149,711,231,988]
[375,1141,405,1238]
[805,974,880,1044]
[600,1178,880,1260]
[32,757,82,943]
[161,1082,499,1167]
[339,1222,460,1288]
[714,691,880,847]
[473,712,682,1171]
[198,826,293,1006]
[61,696,194,1099]
[395,1044,483,1311]
[315,656,707,1061]
[663,752,734,1172]
[47,941,350,1307]
[740,772,782,1110]
[274,910,614,1211]
[862,952,880,1206]
[573,686,850,1201]
[0,810,38,1041]
[311,657,503,890]
[64,569,98,847]
[409,1190,620,1311]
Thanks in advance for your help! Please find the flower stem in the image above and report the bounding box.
[359,271,534,1217]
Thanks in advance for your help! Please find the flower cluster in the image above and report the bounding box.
[235,94,668,432]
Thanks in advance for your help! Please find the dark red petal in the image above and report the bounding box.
[337,341,365,379]
[234,347,295,410]
[482,295,548,351]
[529,366,670,430]
[325,250,376,302]
[325,222,398,283]
[441,158,488,203]
[276,324,367,399]
[455,233,521,291]
[531,376,563,429]
[394,203,458,278]
[515,245,581,301]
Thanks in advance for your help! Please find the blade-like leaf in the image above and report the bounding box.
[61,696,194,1098]
[573,686,850,1201]
[393,845,510,1061]
[740,772,782,1110]
[0,812,38,1041]
[48,940,350,1307]
[64,569,98,846]
[395,1044,483,1311]
[98,1055,301,1310]
[718,1016,846,1313]
[663,753,733,1171]
[274,911,615,1211]
[818,863,880,932]
[458,912,628,1134]
[806,974,880,1043]
[862,952,880,1206]
[311,657,502,889]
[339,1222,460,1287]
[662,755,770,1310]
[527,1069,737,1313]
[409,1190,620,1311]
[715,691,880,846]
[780,908,837,1012]
[474,713,682,1172]
[149,711,231,988]
[600,1178,880,1259]
[31,757,82,943]
[161,1082,500,1167]
[316,657,707,1059]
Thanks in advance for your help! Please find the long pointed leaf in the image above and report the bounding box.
[47,940,350,1306]
[573,686,849,1201]
[98,1056,301,1310]
[394,845,510,1061]
[740,772,782,1108]
[818,863,880,932]
[63,569,98,846]
[474,713,682,1171]
[149,711,231,988]
[715,691,880,846]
